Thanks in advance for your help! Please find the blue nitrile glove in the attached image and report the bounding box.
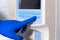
[0,16,36,40]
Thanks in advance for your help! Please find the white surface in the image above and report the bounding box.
[0,34,13,40]
[0,0,10,19]
[32,26,49,40]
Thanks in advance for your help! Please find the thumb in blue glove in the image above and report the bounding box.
[0,16,37,40]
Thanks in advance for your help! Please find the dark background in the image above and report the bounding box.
[19,0,41,9]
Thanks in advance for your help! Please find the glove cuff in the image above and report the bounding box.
[0,32,23,40]
[0,34,14,40]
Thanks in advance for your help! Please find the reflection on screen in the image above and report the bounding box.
[19,0,41,9]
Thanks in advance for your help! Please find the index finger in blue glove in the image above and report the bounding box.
[16,16,37,33]
[15,16,37,30]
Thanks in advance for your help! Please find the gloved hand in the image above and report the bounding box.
[0,16,37,40]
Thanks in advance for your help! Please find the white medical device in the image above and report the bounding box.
[15,0,46,40]
[7,0,56,40]
[16,0,45,27]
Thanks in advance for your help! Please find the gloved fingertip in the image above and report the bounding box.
[14,16,37,30]
[21,16,37,25]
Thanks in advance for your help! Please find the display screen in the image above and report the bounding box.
[19,0,41,9]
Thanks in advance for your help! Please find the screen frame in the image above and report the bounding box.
[16,0,45,27]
